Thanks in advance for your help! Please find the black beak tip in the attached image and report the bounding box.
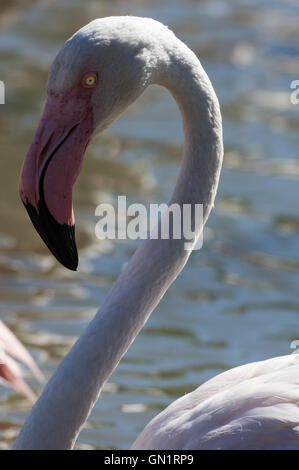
[23,199,79,272]
[59,251,78,272]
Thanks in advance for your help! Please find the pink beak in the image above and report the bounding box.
[19,90,94,270]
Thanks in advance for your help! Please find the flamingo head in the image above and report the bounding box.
[19,17,167,270]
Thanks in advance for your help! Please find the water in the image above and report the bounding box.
[0,0,299,449]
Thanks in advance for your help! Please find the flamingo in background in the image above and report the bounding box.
[0,320,43,402]
[14,17,299,449]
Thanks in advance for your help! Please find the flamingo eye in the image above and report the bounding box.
[82,73,97,88]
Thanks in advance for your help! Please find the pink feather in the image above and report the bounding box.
[0,321,44,402]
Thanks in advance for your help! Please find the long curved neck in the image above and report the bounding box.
[13,43,223,450]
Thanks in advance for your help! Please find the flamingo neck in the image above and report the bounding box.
[13,42,223,450]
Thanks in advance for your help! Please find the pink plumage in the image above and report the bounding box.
[132,354,299,449]
[0,321,44,402]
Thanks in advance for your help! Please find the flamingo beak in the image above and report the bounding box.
[19,93,94,271]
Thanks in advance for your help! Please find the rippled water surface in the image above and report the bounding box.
[0,0,299,449]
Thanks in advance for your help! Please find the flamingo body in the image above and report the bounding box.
[14,16,299,450]
[132,354,299,449]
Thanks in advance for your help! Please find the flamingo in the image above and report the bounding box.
[15,16,299,449]
[0,320,43,402]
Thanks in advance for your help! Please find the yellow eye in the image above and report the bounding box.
[82,73,97,88]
